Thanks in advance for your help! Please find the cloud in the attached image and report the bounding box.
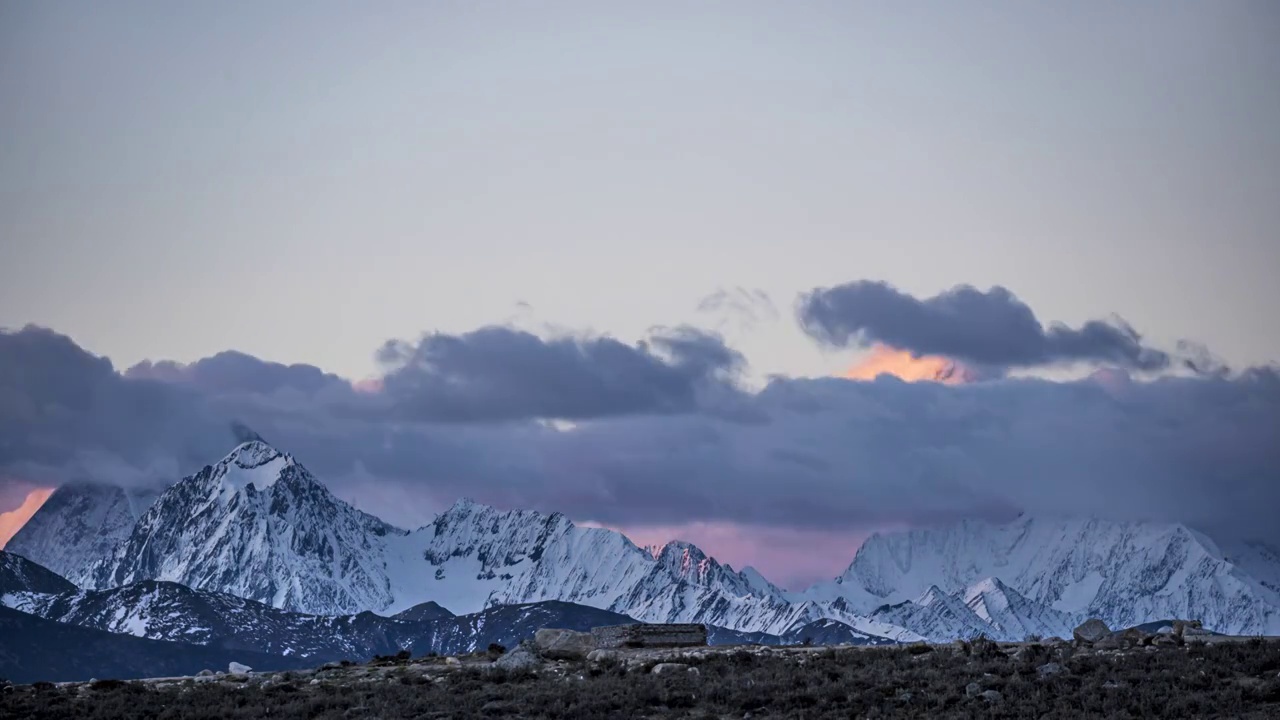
[696,287,779,331]
[0,325,237,487]
[373,325,745,422]
[126,352,352,399]
[798,281,1171,372]
[1,313,1278,586]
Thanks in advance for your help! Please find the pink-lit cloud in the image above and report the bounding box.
[0,487,53,550]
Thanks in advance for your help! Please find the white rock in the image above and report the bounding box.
[228,662,252,674]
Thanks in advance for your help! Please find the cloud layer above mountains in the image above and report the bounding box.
[799,281,1173,373]
[2,281,1278,586]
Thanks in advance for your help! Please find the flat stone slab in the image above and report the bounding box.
[591,623,708,649]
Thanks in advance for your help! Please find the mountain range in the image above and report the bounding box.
[3,436,1278,679]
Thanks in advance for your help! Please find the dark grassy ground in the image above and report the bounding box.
[3,639,1279,719]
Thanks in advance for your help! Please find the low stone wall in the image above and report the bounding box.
[591,624,708,649]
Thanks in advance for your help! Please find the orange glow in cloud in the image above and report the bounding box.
[843,344,976,385]
[0,487,53,550]
[352,377,384,394]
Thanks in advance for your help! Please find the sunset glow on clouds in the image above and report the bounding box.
[0,487,53,549]
[842,344,979,385]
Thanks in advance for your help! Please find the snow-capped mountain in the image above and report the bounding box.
[961,577,1074,640]
[799,515,1280,637]
[81,440,871,636]
[92,441,408,615]
[5,482,158,586]
[398,499,813,635]
[869,585,993,642]
[42,437,1280,644]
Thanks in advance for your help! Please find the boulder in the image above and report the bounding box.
[535,628,597,660]
[981,690,1003,704]
[228,662,252,674]
[1118,628,1149,648]
[1036,662,1065,678]
[196,669,214,677]
[587,649,621,663]
[495,641,543,671]
[1093,634,1122,651]
[651,663,690,675]
[1072,619,1111,644]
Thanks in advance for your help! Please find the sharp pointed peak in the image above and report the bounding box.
[222,439,286,469]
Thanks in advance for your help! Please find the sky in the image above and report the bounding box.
[1,1,1278,588]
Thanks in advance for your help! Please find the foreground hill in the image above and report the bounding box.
[0,606,312,684]
[0,550,76,597]
[5,633,1278,719]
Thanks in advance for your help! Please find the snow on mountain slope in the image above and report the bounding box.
[608,540,804,634]
[962,577,1074,640]
[869,585,993,642]
[93,441,408,616]
[799,516,1280,636]
[388,500,828,635]
[4,483,158,586]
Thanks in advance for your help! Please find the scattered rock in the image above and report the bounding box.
[1073,619,1111,644]
[896,691,914,703]
[445,657,461,666]
[196,669,214,677]
[494,641,543,671]
[534,628,597,660]
[480,700,516,714]
[228,662,252,674]
[1044,637,1067,647]
[952,639,971,655]
[1037,662,1065,678]
[1116,628,1150,648]
[1155,633,1183,647]
[320,662,342,670]
[981,690,1003,703]
[587,649,621,663]
[651,663,690,675]
[965,682,981,697]
[970,636,1004,658]
[1094,634,1122,651]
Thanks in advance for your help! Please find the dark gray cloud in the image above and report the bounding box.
[126,352,351,398]
[798,281,1171,371]
[2,321,1278,551]
[0,326,239,487]
[374,325,744,422]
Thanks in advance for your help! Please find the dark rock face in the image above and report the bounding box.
[0,551,76,596]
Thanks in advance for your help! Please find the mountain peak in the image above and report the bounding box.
[222,440,284,469]
[212,441,291,494]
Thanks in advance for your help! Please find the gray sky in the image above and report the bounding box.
[2,1,1278,381]
[3,2,1280,589]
